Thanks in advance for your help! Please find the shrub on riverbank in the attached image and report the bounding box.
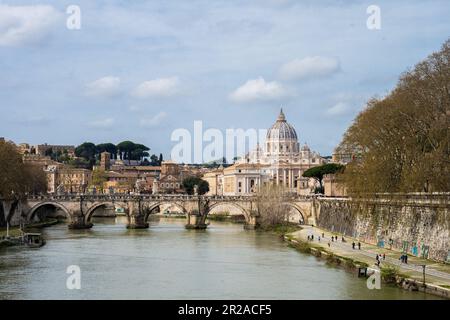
[259,223,301,235]
[381,265,403,284]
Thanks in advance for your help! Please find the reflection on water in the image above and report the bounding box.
[0,217,436,300]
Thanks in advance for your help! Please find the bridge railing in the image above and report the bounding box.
[25,193,319,202]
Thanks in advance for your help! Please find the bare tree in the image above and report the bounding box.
[338,39,450,195]
[255,184,292,227]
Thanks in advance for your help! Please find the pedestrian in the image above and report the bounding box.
[404,254,408,264]
[342,236,345,242]
[322,233,325,238]
[358,242,361,250]
[331,237,334,242]
[382,253,386,260]
[328,242,331,248]
[307,235,310,241]
[352,242,355,250]
[318,236,321,242]
[311,235,314,241]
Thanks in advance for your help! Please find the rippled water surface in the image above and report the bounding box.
[0,217,435,299]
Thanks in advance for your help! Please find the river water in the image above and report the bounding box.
[0,217,435,300]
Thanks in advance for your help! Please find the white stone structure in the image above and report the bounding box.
[236,109,325,193]
[205,109,325,195]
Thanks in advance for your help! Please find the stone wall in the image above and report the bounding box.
[314,194,450,262]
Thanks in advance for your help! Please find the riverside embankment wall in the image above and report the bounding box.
[314,193,450,262]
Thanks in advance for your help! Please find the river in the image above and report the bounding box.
[0,217,436,299]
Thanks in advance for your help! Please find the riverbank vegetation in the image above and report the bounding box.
[0,141,47,200]
[255,185,292,225]
[337,39,450,195]
[0,218,59,238]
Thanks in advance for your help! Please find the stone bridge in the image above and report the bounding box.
[24,194,315,230]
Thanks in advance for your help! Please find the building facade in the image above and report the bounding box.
[204,109,325,195]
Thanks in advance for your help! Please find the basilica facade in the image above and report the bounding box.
[203,109,325,195]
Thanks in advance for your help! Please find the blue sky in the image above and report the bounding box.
[1,0,449,160]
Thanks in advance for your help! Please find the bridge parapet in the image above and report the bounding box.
[24,193,318,230]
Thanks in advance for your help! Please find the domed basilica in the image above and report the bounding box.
[204,109,325,196]
[243,109,322,166]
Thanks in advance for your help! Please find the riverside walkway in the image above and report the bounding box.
[291,225,450,287]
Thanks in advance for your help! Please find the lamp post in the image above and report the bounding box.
[420,264,426,288]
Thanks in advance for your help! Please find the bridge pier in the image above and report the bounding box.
[126,200,149,229]
[127,214,149,229]
[68,214,93,229]
[185,212,208,229]
[243,214,259,230]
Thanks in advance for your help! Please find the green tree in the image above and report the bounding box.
[44,147,53,157]
[182,176,209,195]
[130,143,150,161]
[117,141,135,160]
[96,143,117,159]
[150,154,159,165]
[302,163,344,193]
[90,169,108,192]
[75,142,97,164]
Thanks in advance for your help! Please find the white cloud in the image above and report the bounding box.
[278,56,340,81]
[326,102,349,116]
[88,118,115,129]
[85,76,121,97]
[229,77,288,103]
[139,112,167,127]
[0,5,62,47]
[132,77,180,98]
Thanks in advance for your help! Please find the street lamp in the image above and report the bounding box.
[420,264,426,288]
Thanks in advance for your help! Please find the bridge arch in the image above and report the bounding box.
[282,202,306,224]
[144,201,187,221]
[207,201,251,223]
[27,202,71,222]
[84,201,126,223]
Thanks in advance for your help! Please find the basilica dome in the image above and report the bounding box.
[266,109,298,141]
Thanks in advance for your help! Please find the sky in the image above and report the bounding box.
[1,0,449,162]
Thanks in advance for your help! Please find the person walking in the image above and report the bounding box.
[322,233,325,238]
[382,253,386,260]
[328,242,331,248]
[352,242,355,250]
[358,242,361,250]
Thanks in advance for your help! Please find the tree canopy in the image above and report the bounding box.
[182,176,209,195]
[74,142,97,165]
[73,141,151,168]
[117,141,150,161]
[337,39,450,195]
[96,143,117,158]
[302,163,344,193]
[0,141,47,199]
